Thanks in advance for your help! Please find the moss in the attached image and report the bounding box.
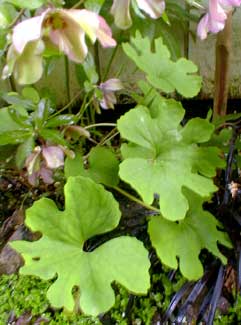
[0,274,100,324]
[1,271,238,324]
[110,271,185,325]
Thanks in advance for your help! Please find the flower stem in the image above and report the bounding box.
[102,44,119,81]
[84,123,117,129]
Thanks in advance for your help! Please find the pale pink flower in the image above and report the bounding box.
[197,0,241,39]
[25,145,64,186]
[98,78,123,109]
[42,146,64,169]
[3,8,116,84]
[111,0,165,29]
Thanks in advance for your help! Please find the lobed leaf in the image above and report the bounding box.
[10,176,150,316]
[148,189,232,280]
[117,94,225,220]
[122,32,202,97]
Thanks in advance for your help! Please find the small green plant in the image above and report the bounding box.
[0,0,239,321]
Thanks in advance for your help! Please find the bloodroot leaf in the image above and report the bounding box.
[117,97,224,221]
[10,176,150,316]
[148,190,232,280]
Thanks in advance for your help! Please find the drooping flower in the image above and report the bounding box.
[2,8,116,84]
[98,78,123,109]
[111,0,165,29]
[197,0,241,39]
[25,145,64,186]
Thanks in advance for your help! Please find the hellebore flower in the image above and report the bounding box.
[197,0,241,39]
[111,0,165,29]
[2,9,116,84]
[25,145,64,186]
[98,78,123,109]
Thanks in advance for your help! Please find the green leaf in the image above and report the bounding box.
[148,189,232,280]
[0,107,22,132]
[0,3,17,28]
[45,114,77,128]
[122,32,202,97]
[22,87,40,104]
[64,152,85,177]
[2,0,47,9]
[15,136,35,169]
[1,92,34,110]
[117,95,224,220]
[34,99,49,129]
[84,0,105,13]
[65,147,119,186]
[0,130,33,145]
[8,107,32,128]
[39,129,67,146]
[10,176,150,315]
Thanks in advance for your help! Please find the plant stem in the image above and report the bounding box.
[8,8,25,28]
[48,90,83,119]
[213,11,232,120]
[94,43,101,81]
[111,186,160,213]
[71,0,84,9]
[84,123,116,129]
[100,131,119,146]
[9,75,16,92]
[102,45,119,81]
[184,2,190,59]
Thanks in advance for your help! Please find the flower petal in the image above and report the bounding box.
[39,166,54,184]
[65,9,116,47]
[110,0,132,29]
[48,9,115,62]
[42,146,64,169]
[99,78,123,91]
[197,13,210,40]
[100,92,117,109]
[13,40,45,84]
[12,11,47,53]
[96,15,116,47]
[136,0,165,19]
[49,26,87,63]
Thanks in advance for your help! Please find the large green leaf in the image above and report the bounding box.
[148,189,232,280]
[65,147,119,186]
[122,32,202,98]
[117,96,224,221]
[10,177,150,316]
